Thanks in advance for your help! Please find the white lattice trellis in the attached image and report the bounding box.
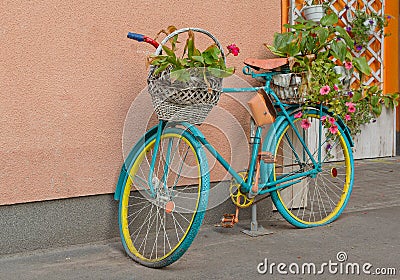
[289,0,385,87]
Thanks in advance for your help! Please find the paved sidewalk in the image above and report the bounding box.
[1,157,399,279]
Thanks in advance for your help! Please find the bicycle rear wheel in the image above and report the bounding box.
[118,127,209,268]
[270,108,354,228]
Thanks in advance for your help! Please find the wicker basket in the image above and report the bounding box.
[147,28,225,124]
[270,73,306,104]
[148,68,222,124]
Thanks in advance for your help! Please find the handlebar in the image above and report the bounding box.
[127,32,144,41]
[127,32,159,48]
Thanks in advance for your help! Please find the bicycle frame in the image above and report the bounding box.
[145,67,330,198]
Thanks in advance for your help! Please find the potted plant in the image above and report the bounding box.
[267,12,398,137]
[267,12,371,78]
[148,28,239,82]
[301,0,330,23]
[346,8,392,51]
[146,27,240,124]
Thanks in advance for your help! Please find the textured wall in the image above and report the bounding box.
[0,1,281,205]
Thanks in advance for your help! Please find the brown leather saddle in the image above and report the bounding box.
[244,57,288,70]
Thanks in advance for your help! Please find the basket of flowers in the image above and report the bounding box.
[147,27,239,124]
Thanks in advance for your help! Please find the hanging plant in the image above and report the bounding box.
[301,1,331,23]
[347,8,392,51]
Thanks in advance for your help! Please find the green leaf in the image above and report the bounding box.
[204,44,220,59]
[304,36,316,53]
[371,95,380,106]
[353,57,371,75]
[273,32,294,53]
[383,97,390,108]
[178,58,188,67]
[162,45,176,58]
[330,40,347,62]
[286,43,300,57]
[266,45,286,57]
[372,104,382,116]
[353,90,363,102]
[149,56,167,66]
[314,27,329,47]
[186,30,195,58]
[170,69,190,82]
[320,13,338,26]
[284,23,306,30]
[153,63,170,76]
[191,55,204,64]
[335,26,354,47]
[203,54,215,65]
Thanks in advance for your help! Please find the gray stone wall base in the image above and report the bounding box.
[0,181,272,255]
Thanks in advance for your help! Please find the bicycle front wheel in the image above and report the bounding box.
[118,127,209,268]
[270,108,354,228]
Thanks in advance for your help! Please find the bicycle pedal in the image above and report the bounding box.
[217,213,238,228]
[259,151,276,163]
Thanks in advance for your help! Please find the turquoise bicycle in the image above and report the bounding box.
[114,28,354,268]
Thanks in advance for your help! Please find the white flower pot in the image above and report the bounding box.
[333,66,353,90]
[302,5,325,23]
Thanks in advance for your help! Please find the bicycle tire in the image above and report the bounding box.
[269,108,354,228]
[118,127,209,268]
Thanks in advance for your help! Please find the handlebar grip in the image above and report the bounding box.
[127,32,145,42]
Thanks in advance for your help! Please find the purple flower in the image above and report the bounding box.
[347,91,354,97]
[345,5,349,10]
[356,45,363,51]
[346,26,352,32]
[369,19,374,25]
[387,15,392,19]
[326,143,332,150]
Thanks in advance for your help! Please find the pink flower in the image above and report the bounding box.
[344,61,353,70]
[320,85,330,95]
[329,117,336,124]
[346,102,356,113]
[301,119,311,129]
[294,111,303,118]
[333,84,339,91]
[321,116,327,122]
[329,125,338,134]
[227,44,240,56]
[348,106,356,113]
[345,114,351,121]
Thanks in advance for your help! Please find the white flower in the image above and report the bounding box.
[363,18,376,28]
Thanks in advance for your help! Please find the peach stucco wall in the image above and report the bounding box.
[0,1,281,205]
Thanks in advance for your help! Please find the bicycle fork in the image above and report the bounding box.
[147,120,167,198]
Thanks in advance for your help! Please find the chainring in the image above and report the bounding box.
[229,171,254,208]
